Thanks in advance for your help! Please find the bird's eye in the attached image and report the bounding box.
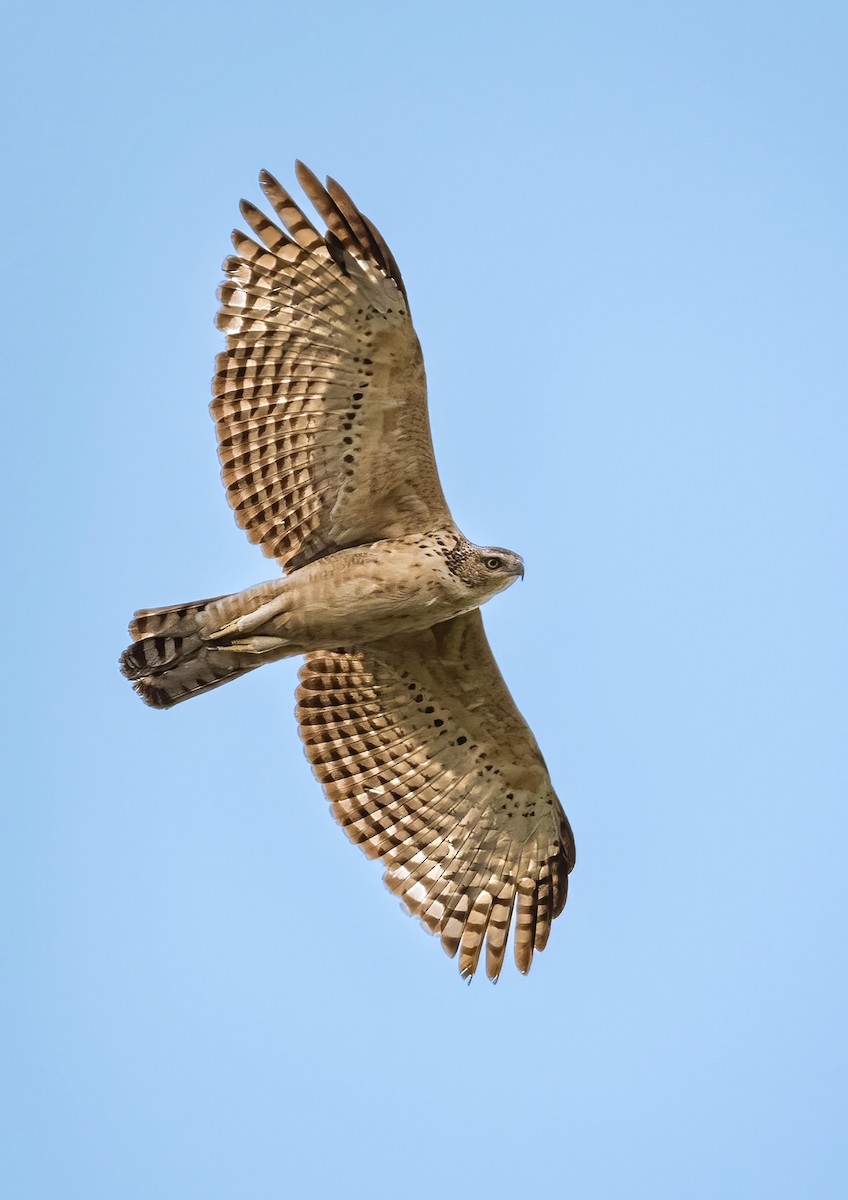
[485,556,503,570]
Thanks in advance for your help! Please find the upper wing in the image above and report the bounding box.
[212,163,454,572]
[296,610,575,979]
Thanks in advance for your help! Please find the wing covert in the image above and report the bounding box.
[212,164,454,571]
[296,610,575,979]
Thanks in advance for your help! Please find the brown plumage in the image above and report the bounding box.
[297,611,574,979]
[121,164,575,979]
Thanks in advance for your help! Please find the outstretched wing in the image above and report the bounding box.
[212,163,454,572]
[296,610,575,979]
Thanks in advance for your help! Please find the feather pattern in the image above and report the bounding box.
[212,165,451,571]
[296,610,575,979]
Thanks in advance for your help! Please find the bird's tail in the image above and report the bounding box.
[120,594,259,709]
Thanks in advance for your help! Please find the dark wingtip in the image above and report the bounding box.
[294,159,317,189]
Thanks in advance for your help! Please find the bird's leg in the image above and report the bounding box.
[212,593,292,639]
[207,635,291,655]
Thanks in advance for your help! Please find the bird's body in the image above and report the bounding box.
[219,532,523,649]
[121,164,575,978]
[123,532,522,706]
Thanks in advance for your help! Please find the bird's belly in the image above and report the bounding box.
[263,543,473,649]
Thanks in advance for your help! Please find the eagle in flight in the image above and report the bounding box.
[121,164,576,979]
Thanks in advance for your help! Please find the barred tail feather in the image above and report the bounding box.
[120,595,257,709]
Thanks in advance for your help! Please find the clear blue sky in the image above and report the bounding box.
[2,1,846,1197]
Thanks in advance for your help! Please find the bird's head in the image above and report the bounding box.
[461,544,525,598]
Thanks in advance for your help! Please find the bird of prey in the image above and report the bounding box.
[121,163,575,979]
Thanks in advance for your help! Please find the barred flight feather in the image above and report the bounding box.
[213,166,447,571]
[296,610,574,979]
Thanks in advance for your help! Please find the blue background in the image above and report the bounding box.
[3,2,846,1196]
